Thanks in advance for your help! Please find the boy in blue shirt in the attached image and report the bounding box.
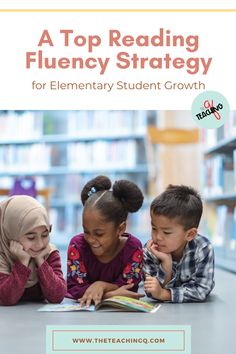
[143,184,215,302]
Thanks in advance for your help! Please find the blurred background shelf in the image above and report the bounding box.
[2,109,236,272]
[0,110,156,246]
[202,110,236,272]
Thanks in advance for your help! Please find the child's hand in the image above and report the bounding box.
[144,275,171,301]
[106,284,145,299]
[147,240,171,261]
[78,281,106,308]
[147,240,173,285]
[10,240,31,267]
[144,275,162,299]
[147,240,172,271]
[34,244,51,267]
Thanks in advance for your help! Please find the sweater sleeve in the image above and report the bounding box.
[37,250,66,303]
[67,239,91,299]
[0,262,31,306]
[113,247,143,292]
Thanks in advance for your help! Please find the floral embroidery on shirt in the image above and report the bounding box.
[123,248,143,284]
[132,249,143,262]
[67,244,87,284]
[68,245,80,260]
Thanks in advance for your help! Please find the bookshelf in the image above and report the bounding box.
[147,111,202,195]
[202,111,236,272]
[0,110,155,247]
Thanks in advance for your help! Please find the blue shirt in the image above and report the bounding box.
[143,234,215,302]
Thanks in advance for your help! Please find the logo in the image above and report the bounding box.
[191,91,229,129]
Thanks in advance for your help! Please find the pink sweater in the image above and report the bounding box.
[0,251,66,306]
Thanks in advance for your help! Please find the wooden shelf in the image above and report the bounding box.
[147,126,200,144]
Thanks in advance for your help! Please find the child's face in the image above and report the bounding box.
[83,207,122,261]
[19,225,50,257]
[150,213,196,257]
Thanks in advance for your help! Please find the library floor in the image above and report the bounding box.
[0,268,235,354]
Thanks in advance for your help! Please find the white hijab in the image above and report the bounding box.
[0,196,55,288]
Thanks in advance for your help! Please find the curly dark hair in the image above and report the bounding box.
[81,175,144,227]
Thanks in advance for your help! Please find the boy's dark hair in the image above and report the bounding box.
[150,184,203,230]
[81,175,144,227]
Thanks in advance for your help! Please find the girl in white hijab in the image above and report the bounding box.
[0,195,66,305]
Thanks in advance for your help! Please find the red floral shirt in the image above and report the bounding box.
[67,233,143,299]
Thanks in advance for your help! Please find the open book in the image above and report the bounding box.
[37,296,161,313]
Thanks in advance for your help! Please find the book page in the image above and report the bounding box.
[37,298,96,312]
[98,296,161,313]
